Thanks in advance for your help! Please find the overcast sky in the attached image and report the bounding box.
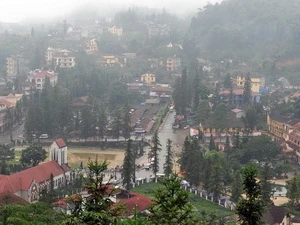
[0,0,222,23]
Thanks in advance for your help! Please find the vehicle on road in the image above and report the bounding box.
[39,134,49,139]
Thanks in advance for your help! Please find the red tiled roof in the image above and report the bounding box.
[0,99,14,108]
[55,138,66,148]
[34,71,57,79]
[0,191,28,205]
[118,192,152,216]
[0,160,65,193]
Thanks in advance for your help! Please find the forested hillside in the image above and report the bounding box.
[186,0,300,62]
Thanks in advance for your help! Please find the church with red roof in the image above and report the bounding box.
[0,138,71,203]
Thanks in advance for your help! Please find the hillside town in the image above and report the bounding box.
[0,0,300,224]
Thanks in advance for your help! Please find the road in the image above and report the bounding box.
[133,111,188,179]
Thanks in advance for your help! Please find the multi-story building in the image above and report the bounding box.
[287,123,300,150]
[267,114,300,141]
[87,39,99,52]
[108,26,123,37]
[166,57,181,72]
[141,73,156,84]
[99,55,122,67]
[6,56,18,77]
[235,75,265,93]
[46,47,75,68]
[28,70,58,90]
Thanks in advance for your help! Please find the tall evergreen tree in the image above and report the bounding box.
[122,139,135,190]
[231,170,243,203]
[122,103,132,140]
[259,164,273,205]
[164,139,173,176]
[186,138,203,186]
[148,174,198,225]
[243,73,252,105]
[149,131,162,177]
[236,164,265,225]
[209,134,215,151]
[223,73,232,89]
[180,136,191,173]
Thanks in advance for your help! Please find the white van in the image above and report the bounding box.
[39,134,49,139]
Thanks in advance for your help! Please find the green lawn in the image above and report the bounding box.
[132,182,234,218]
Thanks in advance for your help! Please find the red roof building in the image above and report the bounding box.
[0,139,71,203]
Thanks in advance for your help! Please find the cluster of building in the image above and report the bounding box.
[218,74,266,105]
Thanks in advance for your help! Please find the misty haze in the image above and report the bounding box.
[0,0,299,224]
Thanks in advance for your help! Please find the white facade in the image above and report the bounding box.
[49,141,68,166]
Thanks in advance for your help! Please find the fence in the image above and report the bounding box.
[132,177,236,211]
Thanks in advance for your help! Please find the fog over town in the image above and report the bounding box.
[0,0,300,224]
[0,0,223,22]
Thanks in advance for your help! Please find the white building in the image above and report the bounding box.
[46,47,76,68]
[28,69,58,90]
[49,138,68,166]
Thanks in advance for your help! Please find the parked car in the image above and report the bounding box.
[39,134,49,139]
[183,125,190,130]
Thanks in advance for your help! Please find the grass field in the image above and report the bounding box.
[132,182,234,218]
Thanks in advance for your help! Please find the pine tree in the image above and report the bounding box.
[186,138,203,186]
[223,73,232,89]
[164,139,173,176]
[192,72,200,112]
[180,136,191,172]
[259,164,273,205]
[122,139,135,190]
[243,73,252,105]
[149,131,162,177]
[224,135,230,152]
[209,134,215,151]
[231,170,243,203]
[236,164,265,225]
[148,174,198,225]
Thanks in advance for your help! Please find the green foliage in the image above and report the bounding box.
[148,174,199,225]
[164,139,173,176]
[63,158,123,225]
[195,100,211,125]
[180,137,204,187]
[223,73,232,89]
[241,135,280,164]
[212,103,228,132]
[122,139,135,190]
[149,131,162,177]
[236,164,265,225]
[203,151,229,199]
[243,74,252,105]
[231,170,243,203]
[286,175,300,206]
[173,68,188,115]
[0,202,64,225]
[187,0,300,61]
[20,144,46,167]
[259,164,274,205]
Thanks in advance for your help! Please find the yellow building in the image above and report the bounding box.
[87,39,98,52]
[6,56,18,77]
[166,57,181,72]
[141,73,156,84]
[108,26,123,37]
[235,75,265,93]
[99,55,121,67]
[267,114,300,141]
